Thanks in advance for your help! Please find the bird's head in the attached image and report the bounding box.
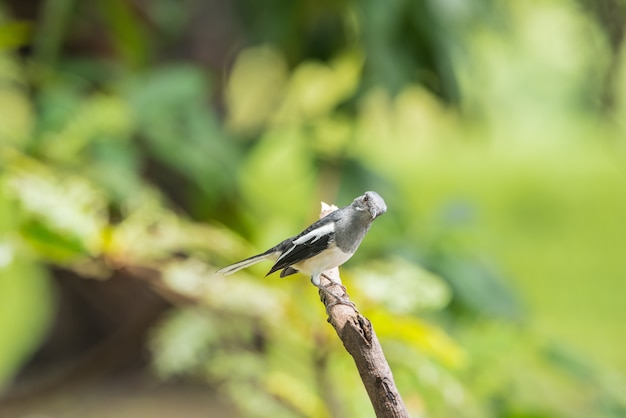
[352,191,387,219]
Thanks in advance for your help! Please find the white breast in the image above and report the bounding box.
[292,245,354,277]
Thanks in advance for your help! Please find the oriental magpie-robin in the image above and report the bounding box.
[216,191,387,303]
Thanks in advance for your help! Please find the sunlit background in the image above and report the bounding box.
[1,0,626,417]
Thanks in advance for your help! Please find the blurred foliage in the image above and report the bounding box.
[1,0,626,417]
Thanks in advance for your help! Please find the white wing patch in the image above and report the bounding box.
[293,222,334,245]
[276,222,335,263]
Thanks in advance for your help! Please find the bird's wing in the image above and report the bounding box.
[265,215,337,276]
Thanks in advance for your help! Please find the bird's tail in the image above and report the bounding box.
[215,250,277,276]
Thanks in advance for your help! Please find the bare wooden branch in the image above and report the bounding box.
[318,204,409,418]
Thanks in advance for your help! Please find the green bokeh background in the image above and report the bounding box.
[1,0,626,417]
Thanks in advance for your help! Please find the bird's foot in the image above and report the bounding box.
[323,294,357,314]
[316,278,357,315]
[320,273,348,294]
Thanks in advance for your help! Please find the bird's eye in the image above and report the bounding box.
[363,195,369,202]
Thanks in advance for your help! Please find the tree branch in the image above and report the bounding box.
[318,204,409,418]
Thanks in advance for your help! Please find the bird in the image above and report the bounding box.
[216,191,387,304]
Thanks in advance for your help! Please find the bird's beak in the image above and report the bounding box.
[369,206,384,219]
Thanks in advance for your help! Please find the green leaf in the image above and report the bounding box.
[4,163,108,260]
[433,255,525,321]
[128,66,238,199]
[0,254,54,389]
[20,219,88,261]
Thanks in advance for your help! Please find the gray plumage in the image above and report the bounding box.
[216,191,387,289]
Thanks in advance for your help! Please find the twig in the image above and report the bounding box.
[318,205,409,418]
